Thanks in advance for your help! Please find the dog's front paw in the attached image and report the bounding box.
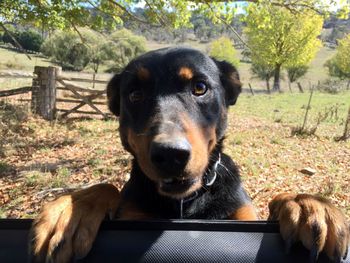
[30,184,120,263]
[269,193,349,262]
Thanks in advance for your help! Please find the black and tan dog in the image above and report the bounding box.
[31,47,349,263]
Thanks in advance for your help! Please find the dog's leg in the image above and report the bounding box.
[269,193,349,262]
[30,183,120,263]
[229,204,258,220]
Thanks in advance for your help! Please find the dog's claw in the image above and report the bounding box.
[284,237,293,254]
[309,243,319,263]
[344,247,348,260]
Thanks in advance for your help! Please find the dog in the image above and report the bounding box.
[30,47,349,263]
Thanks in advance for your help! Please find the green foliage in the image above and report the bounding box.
[2,28,43,52]
[41,31,87,71]
[245,4,323,67]
[244,3,323,90]
[251,63,275,91]
[0,1,225,31]
[287,65,309,83]
[209,36,238,66]
[106,28,147,72]
[251,63,274,81]
[325,34,350,80]
[18,30,43,52]
[0,0,348,34]
[41,28,146,72]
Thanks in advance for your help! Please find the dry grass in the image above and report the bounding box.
[0,92,349,220]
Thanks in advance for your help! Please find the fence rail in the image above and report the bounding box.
[0,72,34,79]
[0,86,32,97]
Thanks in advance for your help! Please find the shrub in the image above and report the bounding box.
[18,30,43,52]
[286,65,309,83]
[41,31,89,71]
[106,29,147,72]
[2,29,43,52]
[325,34,350,81]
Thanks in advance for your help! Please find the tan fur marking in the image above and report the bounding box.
[178,67,194,80]
[126,127,154,177]
[118,202,153,220]
[230,205,258,220]
[180,113,212,177]
[137,67,150,80]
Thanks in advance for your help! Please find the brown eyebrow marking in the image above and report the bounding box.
[178,67,193,80]
[137,67,150,80]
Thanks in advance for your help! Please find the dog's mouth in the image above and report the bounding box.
[158,177,200,197]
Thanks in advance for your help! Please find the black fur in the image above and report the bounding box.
[108,47,252,219]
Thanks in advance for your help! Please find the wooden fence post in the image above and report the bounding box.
[31,66,61,120]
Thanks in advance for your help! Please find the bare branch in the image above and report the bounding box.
[204,1,250,49]
[143,0,168,27]
[107,0,161,26]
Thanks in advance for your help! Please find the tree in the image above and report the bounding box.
[251,63,275,93]
[0,1,346,33]
[2,27,43,52]
[18,30,43,52]
[286,65,309,92]
[244,3,323,91]
[325,34,350,88]
[209,36,239,66]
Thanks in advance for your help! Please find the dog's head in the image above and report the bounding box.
[107,47,241,199]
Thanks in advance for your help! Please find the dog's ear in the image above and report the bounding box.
[212,59,242,106]
[107,74,121,116]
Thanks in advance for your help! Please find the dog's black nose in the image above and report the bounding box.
[150,138,191,175]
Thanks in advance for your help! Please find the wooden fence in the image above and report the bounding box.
[0,66,111,120]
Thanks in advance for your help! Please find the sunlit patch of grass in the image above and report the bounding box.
[88,158,102,167]
[23,171,52,187]
[233,92,350,138]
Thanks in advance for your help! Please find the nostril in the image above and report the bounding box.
[174,150,190,165]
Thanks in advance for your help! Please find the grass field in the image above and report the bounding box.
[0,91,349,219]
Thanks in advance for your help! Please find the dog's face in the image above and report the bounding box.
[107,47,241,199]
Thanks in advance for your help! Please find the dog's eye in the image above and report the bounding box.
[129,90,144,103]
[192,82,208,96]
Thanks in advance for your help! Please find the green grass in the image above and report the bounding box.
[233,91,350,137]
[0,47,53,71]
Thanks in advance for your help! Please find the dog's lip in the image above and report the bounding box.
[159,177,199,193]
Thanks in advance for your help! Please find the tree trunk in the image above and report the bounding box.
[288,80,292,93]
[273,64,281,92]
[265,78,271,94]
[347,79,350,90]
[341,106,350,140]
[248,83,254,95]
[297,82,304,93]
